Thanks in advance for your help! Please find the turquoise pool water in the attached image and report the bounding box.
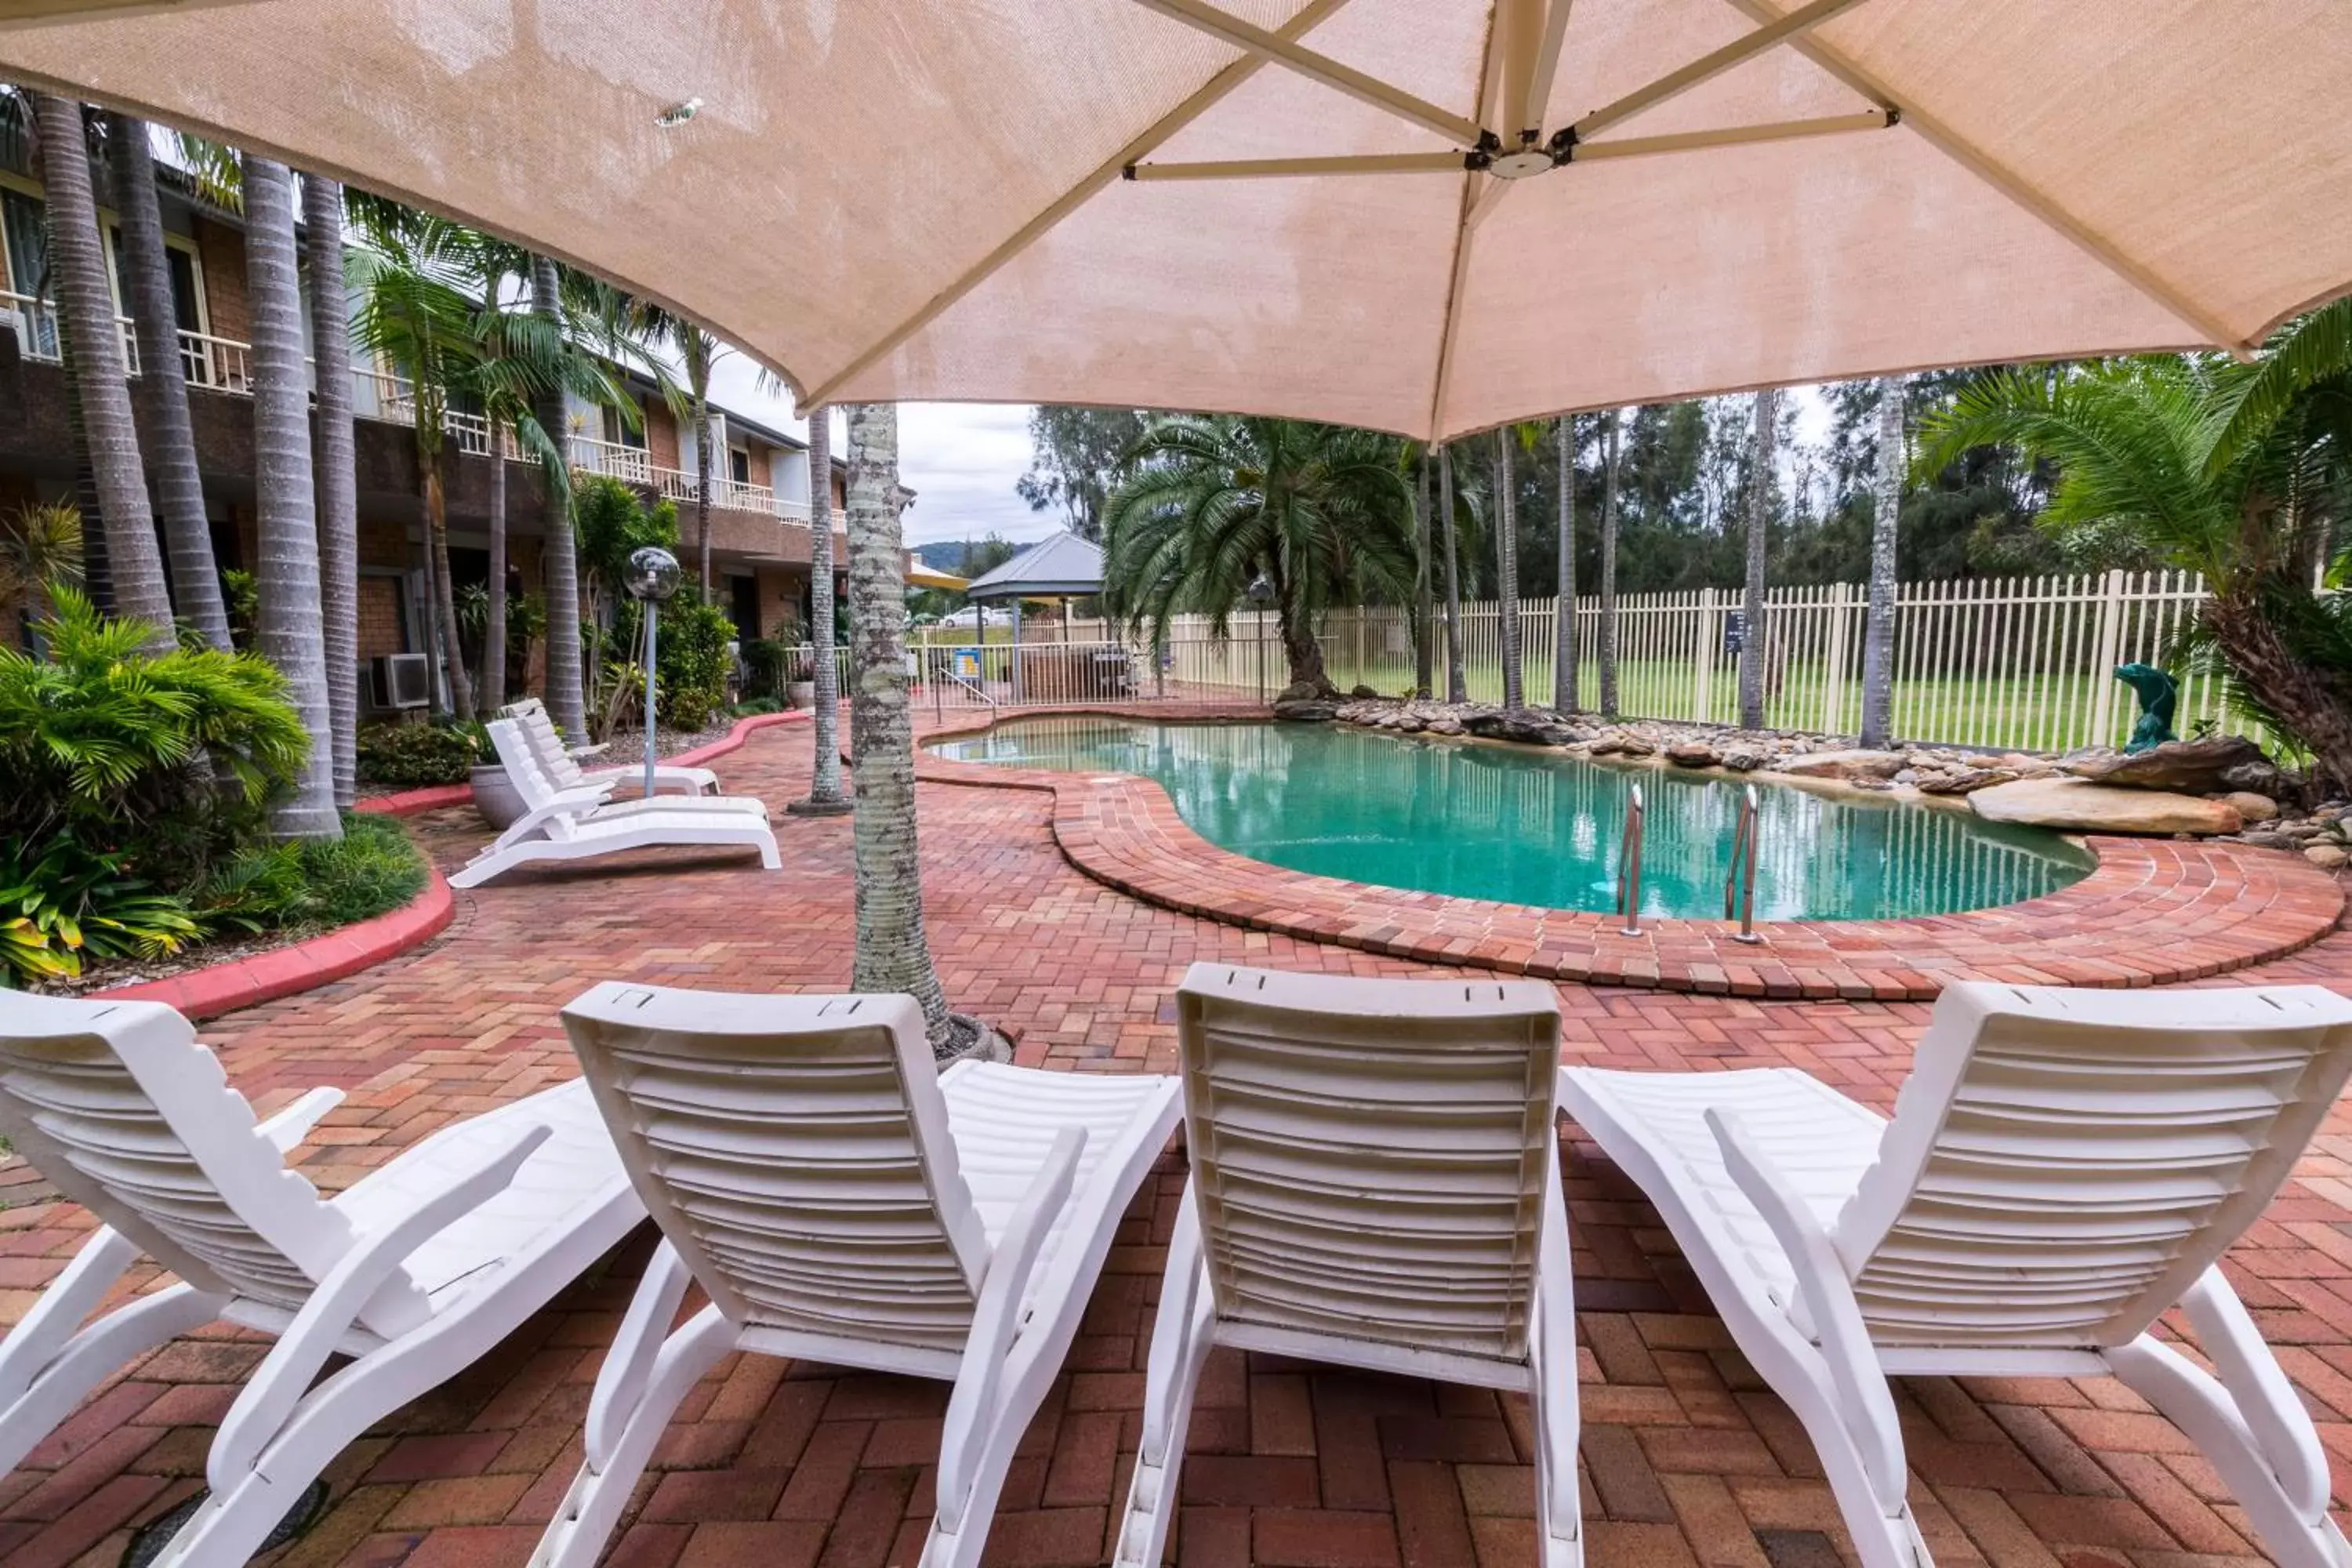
[929,717,2096,920]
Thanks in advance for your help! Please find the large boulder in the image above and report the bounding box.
[2068,735,2270,793]
[1665,741,1719,768]
[1464,707,1581,747]
[1271,698,1340,722]
[1969,777,2243,837]
[1776,748,1906,782]
[1915,766,2019,797]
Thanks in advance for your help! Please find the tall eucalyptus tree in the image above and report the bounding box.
[1413,452,1434,697]
[1598,410,1622,714]
[1438,446,1467,702]
[844,402,957,1055]
[33,94,172,647]
[1553,415,1578,714]
[1738,388,1780,731]
[243,155,339,838]
[1857,376,1906,748]
[1492,429,1523,707]
[107,111,230,652]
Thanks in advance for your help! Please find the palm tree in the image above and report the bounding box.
[531,255,588,742]
[791,403,851,815]
[1103,416,1414,695]
[32,95,172,650]
[1917,342,2352,786]
[1492,427,1524,708]
[844,402,958,1056]
[1857,376,1906,748]
[107,112,230,653]
[303,173,360,808]
[2,500,82,643]
[1439,443,1467,702]
[242,155,339,839]
[1553,416,1578,715]
[629,307,723,595]
[1597,410,1622,715]
[1739,388,1779,731]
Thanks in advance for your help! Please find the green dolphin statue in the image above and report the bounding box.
[2115,662,2178,753]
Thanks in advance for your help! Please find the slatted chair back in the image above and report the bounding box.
[1175,964,1562,1380]
[501,699,591,792]
[1835,982,2352,1349]
[485,717,589,835]
[0,994,429,1330]
[561,982,988,1356]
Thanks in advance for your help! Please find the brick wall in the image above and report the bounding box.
[645,401,681,470]
[744,441,772,488]
[357,573,405,662]
[192,216,249,343]
[754,566,808,644]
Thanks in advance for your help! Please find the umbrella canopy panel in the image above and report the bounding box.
[964,534,1105,603]
[6,0,2347,437]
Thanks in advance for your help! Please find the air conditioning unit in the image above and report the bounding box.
[369,653,430,710]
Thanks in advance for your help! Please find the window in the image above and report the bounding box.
[729,446,751,485]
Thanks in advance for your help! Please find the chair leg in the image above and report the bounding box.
[2107,1269,2350,1568]
[1530,1144,1583,1568]
[1112,1192,1214,1568]
[0,1281,219,1477]
[531,1304,735,1568]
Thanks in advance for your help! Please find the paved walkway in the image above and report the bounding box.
[5,719,2352,1568]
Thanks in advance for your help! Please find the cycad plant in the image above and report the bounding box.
[1916,325,2352,785]
[1102,416,1417,695]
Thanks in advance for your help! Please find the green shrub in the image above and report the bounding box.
[0,836,202,986]
[731,695,784,717]
[612,592,735,732]
[0,587,307,885]
[197,811,426,935]
[357,719,488,787]
[741,637,791,699]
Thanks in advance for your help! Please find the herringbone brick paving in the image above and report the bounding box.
[5,717,2352,1568]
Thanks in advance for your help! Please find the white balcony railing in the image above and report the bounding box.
[1,297,814,528]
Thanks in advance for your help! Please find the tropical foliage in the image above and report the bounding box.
[1102,416,1417,695]
[356,720,488,787]
[1915,307,2352,785]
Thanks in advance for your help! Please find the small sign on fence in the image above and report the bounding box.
[1722,610,1746,657]
[953,648,981,680]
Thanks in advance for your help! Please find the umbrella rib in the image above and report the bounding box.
[1127,151,1470,181]
[1428,0,1517,440]
[0,0,270,23]
[1496,0,1548,144]
[802,0,1357,409]
[1573,0,1875,142]
[1572,108,1893,161]
[1125,0,1483,147]
[1523,0,1578,144]
[1715,0,2251,354]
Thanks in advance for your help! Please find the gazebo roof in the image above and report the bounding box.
[964,534,1104,601]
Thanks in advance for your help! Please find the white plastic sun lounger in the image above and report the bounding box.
[1114,965,1581,1568]
[1559,982,2352,1568]
[501,697,719,797]
[533,982,1181,1568]
[449,718,779,888]
[0,993,641,1568]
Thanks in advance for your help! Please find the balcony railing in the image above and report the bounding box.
[1,296,815,527]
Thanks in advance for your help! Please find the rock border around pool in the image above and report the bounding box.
[913,703,2346,1000]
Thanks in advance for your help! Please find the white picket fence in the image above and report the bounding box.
[900,569,2250,753]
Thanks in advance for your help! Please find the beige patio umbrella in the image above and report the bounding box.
[5,0,2349,438]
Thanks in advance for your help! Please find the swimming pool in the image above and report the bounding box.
[929,717,2096,920]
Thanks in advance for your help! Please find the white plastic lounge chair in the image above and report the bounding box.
[0,992,641,1568]
[1114,964,1581,1568]
[1558,982,2352,1568]
[533,982,1181,1568]
[500,696,718,797]
[449,718,779,889]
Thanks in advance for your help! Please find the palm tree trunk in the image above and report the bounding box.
[1553,416,1577,715]
[1494,430,1523,709]
[423,448,475,720]
[1739,388,1778,731]
[1412,452,1434,698]
[1439,444,1466,703]
[531,254,587,742]
[56,311,115,615]
[34,94,172,648]
[108,111,230,653]
[1857,376,1904,748]
[2205,597,2352,793]
[694,394,713,597]
[1599,411,1621,716]
[243,155,339,840]
[1268,555,1333,692]
[485,434,507,708]
[793,403,851,814]
[844,402,955,1054]
[304,172,360,809]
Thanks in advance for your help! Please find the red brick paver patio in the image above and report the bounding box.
[5,717,2352,1568]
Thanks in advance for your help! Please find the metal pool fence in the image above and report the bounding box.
[828,567,2266,751]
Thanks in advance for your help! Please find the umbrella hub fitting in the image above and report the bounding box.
[1486,148,1555,179]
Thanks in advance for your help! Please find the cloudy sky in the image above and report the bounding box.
[709,357,1838,551]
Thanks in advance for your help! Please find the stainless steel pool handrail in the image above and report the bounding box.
[1616,785,1645,937]
[1722,784,1764,944]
